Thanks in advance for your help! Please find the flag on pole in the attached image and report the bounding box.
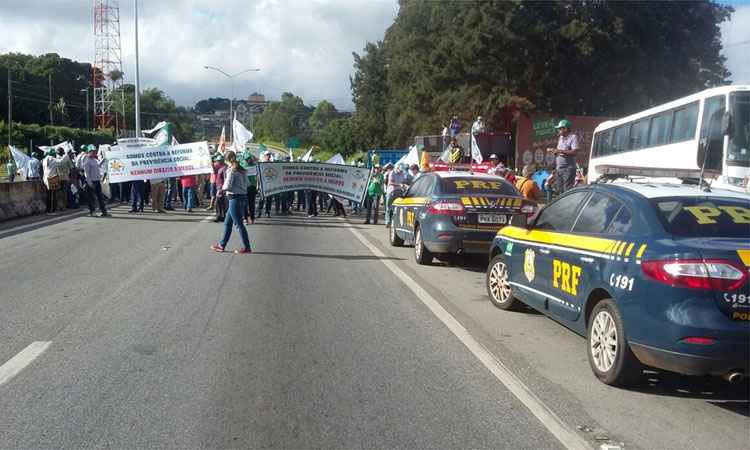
[217,126,227,154]
[300,147,313,162]
[396,145,419,167]
[470,133,483,163]
[231,113,253,152]
[38,141,74,155]
[142,121,168,135]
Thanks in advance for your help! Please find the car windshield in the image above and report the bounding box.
[728,92,750,167]
[651,196,750,238]
[440,177,519,195]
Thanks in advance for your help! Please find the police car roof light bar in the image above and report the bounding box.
[594,165,721,184]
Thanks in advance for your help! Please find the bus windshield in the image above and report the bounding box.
[728,92,750,167]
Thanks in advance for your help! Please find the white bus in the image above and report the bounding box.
[588,85,750,191]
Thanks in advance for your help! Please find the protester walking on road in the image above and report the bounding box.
[57,148,74,209]
[213,154,227,223]
[130,179,145,212]
[242,152,258,225]
[181,175,197,212]
[547,119,579,194]
[211,151,252,254]
[83,147,109,217]
[150,177,167,213]
[364,164,383,225]
[43,149,61,213]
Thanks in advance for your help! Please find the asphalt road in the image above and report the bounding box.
[0,204,747,449]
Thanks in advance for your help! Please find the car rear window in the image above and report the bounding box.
[651,197,750,238]
[440,177,519,195]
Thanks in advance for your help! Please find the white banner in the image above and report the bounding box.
[106,141,213,183]
[258,162,371,203]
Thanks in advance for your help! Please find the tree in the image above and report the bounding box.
[317,118,357,157]
[350,41,389,149]
[111,84,196,142]
[253,92,313,144]
[0,52,92,128]
[308,100,340,141]
[351,0,734,147]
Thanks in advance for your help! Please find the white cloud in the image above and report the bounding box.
[722,4,750,84]
[0,0,399,110]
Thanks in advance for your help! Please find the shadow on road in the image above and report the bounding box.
[629,370,749,416]
[251,250,405,262]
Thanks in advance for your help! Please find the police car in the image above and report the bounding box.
[485,174,750,386]
[389,171,535,264]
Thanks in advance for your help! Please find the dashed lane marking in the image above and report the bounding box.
[0,342,52,387]
[345,223,592,450]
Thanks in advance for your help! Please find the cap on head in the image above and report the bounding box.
[555,119,572,129]
[384,162,393,169]
[490,154,498,160]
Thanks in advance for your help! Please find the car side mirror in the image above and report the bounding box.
[510,214,527,228]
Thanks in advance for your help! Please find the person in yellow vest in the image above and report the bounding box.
[514,164,544,202]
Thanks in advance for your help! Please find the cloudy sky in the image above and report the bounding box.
[0,0,748,112]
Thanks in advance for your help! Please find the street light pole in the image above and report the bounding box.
[203,66,260,142]
[134,0,142,139]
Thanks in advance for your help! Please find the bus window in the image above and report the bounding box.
[612,124,631,153]
[728,92,750,167]
[648,112,672,146]
[593,130,612,157]
[698,95,726,171]
[630,119,650,150]
[670,102,699,143]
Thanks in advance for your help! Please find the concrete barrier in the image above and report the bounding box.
[0,181,48,222]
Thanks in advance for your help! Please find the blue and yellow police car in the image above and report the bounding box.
[390,171,535,264]
[485,179,750,386]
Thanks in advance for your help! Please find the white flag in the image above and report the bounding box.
[217,126,226,153]
[142,121,168,135]
[9,146,31,178]
[471,133,483,163]
[326,153,345,165]
[38,141,73,155]
[300,148,313,162]
[232,113,253,152]
[396,145,419,167]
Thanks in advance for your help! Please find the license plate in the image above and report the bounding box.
[478,214,507,224]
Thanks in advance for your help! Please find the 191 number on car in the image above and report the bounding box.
[609,273,634,291]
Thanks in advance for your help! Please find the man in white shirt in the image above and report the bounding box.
[26,153,42,180]
[42,149,60,213]
[83,147,109,217]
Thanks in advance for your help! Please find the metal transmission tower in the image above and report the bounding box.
[92,0,124,129]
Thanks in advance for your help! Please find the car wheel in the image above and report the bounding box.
[389,221,404,247]
[486,255,519,310]
[587,298,642,386]
[414,226,433,265]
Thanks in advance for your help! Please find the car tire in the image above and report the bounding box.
[414,225,433,265]
[486,255,520,310]
[389,221,404,247]
[586,298,642,386]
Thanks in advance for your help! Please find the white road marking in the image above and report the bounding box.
[201,215,214,223]
[346,224,592,450]
[0,341,52,387]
